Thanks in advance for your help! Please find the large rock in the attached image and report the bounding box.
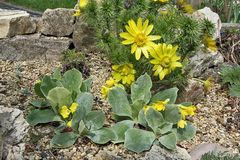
[0,9,36,38]
[0,33,73,60]
[40,8,75,37]
[142,145,191,160]
[73,17,96,51]
[177,79,204,103]
[193,7,221,39]
[189,50,224,78]
[0,105,29,160]
[190,143,230,160]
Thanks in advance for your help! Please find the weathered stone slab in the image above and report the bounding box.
[73,17,96,51]
[189,51,224,78]
[141,145,191,160]
[0,34,72,60]
[193,7,221,39]
[40,8,75,37]
[0,105,29,160]
[0,9,36,38]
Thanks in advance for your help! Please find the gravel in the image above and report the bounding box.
[0,50,239,159]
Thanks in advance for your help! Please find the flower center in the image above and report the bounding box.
[162,56,171,67]
[135,33,147,46]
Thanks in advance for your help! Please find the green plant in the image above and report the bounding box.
[221,65,240,97]
[81,0,215,89]
[27,68,108,148]
[201,151,240,160]
[106,73,196,153]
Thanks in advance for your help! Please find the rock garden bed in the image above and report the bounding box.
[0,1,240,160]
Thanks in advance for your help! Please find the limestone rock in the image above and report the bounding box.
[40,8,75,37]
[189,50,224,78]
[0,106,29,160]
[73,17,96,51]
[142,145,191,160]
[193,7,221,39]
[177,79,204,103]
[0,9,36,38]
[0,34,72,60]
[190,143,230,160]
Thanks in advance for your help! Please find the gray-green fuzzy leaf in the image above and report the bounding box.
[138,110,147,127]
[40,75,58,97]
[159,132,177,150]
[124,128,156,153]
[84,111,105,131]
[158,122,173,135]
[108,87,132,118]
[61,69,82,94]
[131,73,152,104]
[151,88,179,104]
[131,100,145,120]
[81,79,92,92]
[174,122,196,141]
[87,128,115,144]
[72,105,86,132]
[27,109,62,126]
[76,92,93,114]
[164,105,181,123]
[145,108,165,133]
[47,87,72,113]
[51,132,78,148]
[110,120,135,144]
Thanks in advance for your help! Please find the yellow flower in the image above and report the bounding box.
[177,119,187,128]
[179,105,196,119]
[120,18,161,60]
[73,9,81,16]
[79,0,88,8]
[204,36,217,52]
[177,0,186,5]
[67,120,72,127]
[149,43,182,80]
[183,4,194,14]
[177,105,196,128]
[59,105,71,119]
[101,77,124,99]
[154,0,169,3]
[69,103,78,113]
[112,64,136,85]
[152,99,169,111]
[203,77,214,92]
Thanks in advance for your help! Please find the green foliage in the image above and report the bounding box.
[82,0,213,89]
[221,65,240,97]
[107,74,196,153]
[124,128,156,153]
[26,109,62,126]
[201,151,240,160]
[7,0,76,11]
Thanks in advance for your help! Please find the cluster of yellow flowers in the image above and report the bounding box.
[120,18,182,80]
[143,99,170,113]
[203,36,217,52]
[177,105,196,128]
[144,99,196,129]
[59,103,79,127]
[73,0,88,16]
[101,64,136,99]
[177,0,194,14]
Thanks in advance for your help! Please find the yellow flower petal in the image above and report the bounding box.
[177,120,187,128]
[69,103,78,113]
[59,105,71,119]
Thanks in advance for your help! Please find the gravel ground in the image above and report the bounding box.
[0,51,239,159]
